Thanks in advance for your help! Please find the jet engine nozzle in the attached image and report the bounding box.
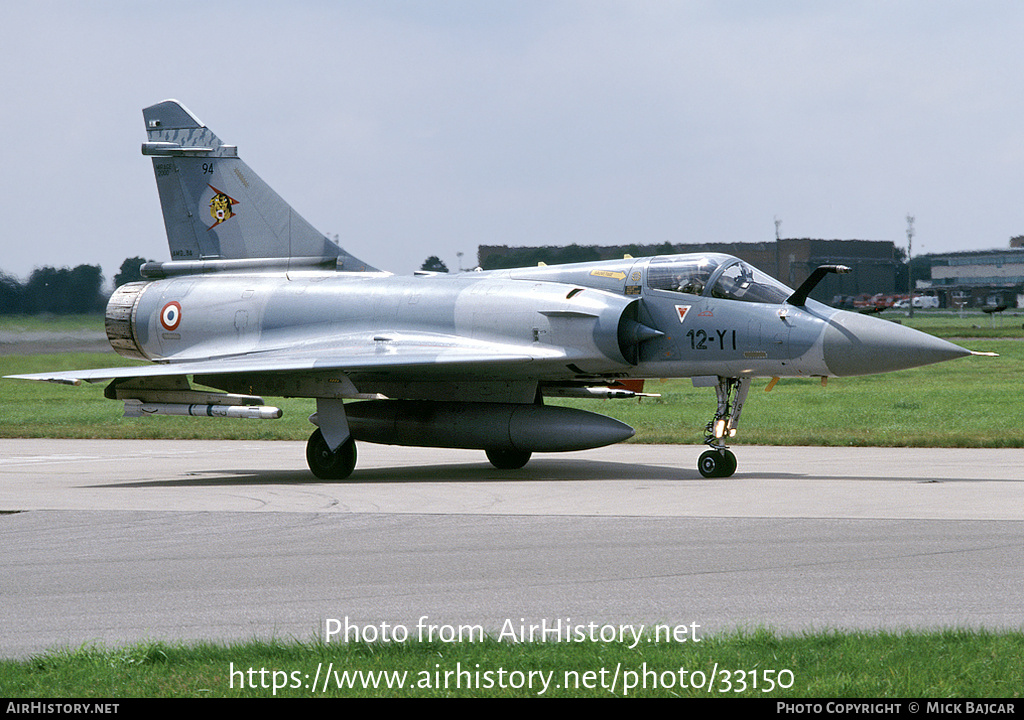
[105,282,150,360]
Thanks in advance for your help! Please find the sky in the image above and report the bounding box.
[3,0,1024,284]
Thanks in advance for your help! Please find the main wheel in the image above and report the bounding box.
[306,429,357,480]
[698,449,737,478]
[485,448,532,470]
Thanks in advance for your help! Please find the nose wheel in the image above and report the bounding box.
[698,448,737,478]
[697,376,748,478]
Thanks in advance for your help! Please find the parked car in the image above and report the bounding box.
[894,296,939,309]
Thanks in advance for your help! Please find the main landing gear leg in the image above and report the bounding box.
[697,376,749,478]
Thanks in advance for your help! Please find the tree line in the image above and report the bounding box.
[0,257,148,315]
[1,247,935,315]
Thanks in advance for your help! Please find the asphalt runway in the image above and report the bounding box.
[2,439,1022,658]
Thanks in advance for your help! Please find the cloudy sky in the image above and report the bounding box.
[2,1,1023,283]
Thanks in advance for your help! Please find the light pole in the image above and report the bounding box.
[906,214,915,318]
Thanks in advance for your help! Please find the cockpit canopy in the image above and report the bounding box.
[647,254,793,304]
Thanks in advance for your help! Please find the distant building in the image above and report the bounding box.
[923,246,1024,308]
[478,238,898,303]
[771,239,897,301]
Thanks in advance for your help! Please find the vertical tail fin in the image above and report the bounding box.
[141,100,376,271]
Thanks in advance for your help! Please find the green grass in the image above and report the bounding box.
[0,314,1019,447]
[893,308,1024,339]
[0,352,313,440]
[0,313,106,333]
[575,339,1018,447]
[1,629,1020,698]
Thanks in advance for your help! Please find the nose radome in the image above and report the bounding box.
[823,311,971,377]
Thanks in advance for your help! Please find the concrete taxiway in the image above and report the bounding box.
[2,439,1023,657]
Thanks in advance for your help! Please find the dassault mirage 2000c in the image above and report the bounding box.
[7,100,987,479]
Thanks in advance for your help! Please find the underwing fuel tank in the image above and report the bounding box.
[344,400,635,452]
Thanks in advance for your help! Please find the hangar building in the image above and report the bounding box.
[922,247,1024,308]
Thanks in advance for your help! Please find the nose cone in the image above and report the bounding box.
[823,311,971,377]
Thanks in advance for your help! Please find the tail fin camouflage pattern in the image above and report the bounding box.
[141,99,376,272]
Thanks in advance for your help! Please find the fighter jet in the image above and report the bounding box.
[6,100,986,479]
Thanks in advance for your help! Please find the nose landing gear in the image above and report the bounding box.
[698,377,748,478]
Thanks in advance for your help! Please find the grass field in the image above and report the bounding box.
[0,313,106,333]
[1,311,1019,446]
[3,629,1022,698]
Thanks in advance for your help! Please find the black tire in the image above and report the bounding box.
[720,449,737,477]
[485,448,532,470]
[698,449,737,478]
[306,429,357,480]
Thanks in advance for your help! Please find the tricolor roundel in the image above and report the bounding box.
[160,301,182,331]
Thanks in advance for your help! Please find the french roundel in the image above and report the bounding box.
[160,301,182,331]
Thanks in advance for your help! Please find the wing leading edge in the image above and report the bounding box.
[5,334,563,385]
